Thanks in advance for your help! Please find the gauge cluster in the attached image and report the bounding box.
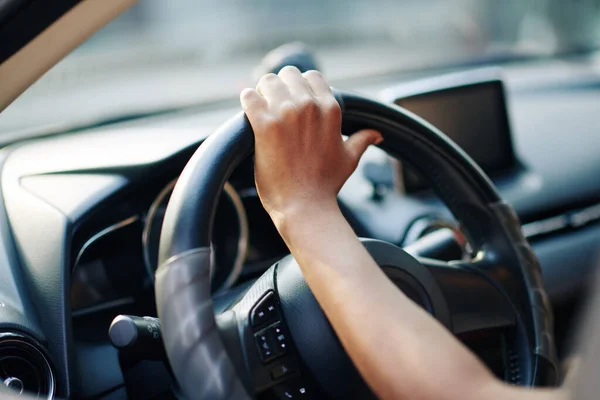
[71,178,288,315]
[143,180,248,290]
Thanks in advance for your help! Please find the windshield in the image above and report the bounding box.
[1,0,599,138]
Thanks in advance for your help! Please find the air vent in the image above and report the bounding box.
[0,333,55,399]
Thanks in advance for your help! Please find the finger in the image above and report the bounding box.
[303,70,333,99]
[256,73,290,106]
[240,88,268,126]
[278,66,314,99]
[240,88,267,112]
[344,129,383,163]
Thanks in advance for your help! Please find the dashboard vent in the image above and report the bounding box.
[0,333,55,399]
[522,202,600,240]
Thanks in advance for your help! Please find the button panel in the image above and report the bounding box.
[251,291,278,328]
[255,331,276,362]
[249,291,319,398]
[272,324,288,354]
[254,322,288,363]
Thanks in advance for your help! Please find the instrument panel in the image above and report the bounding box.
[142,180,249,290]
[70,178,288,314]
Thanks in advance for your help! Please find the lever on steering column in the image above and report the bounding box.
[108,315,166,361]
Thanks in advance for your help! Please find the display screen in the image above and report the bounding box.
[395,81,516,191]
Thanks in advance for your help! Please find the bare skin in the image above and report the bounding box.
[240,66,568,400]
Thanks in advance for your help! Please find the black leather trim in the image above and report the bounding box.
[155,248,250,400]
[489,202,558,385]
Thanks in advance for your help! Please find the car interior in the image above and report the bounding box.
[0,1,599,399]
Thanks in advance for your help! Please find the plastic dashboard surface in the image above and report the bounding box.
[0,59,600,396]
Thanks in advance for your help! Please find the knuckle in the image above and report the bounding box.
[258,73,278,87]
[297,96,319,114]
[278,101,298,121]
[262,115,283,132]
[321,99,342,119]
[279,65,301,76]
[240,88,256,103]
[303,69,323,80]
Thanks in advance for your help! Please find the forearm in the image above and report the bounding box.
[275,202,566,400]
[242,66,567,400]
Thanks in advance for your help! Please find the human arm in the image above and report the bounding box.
[240,66,567,400]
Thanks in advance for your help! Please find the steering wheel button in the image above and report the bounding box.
[256,332,276,363]
[276,337,287,352]
[270,362,295,380]
[274,381,313,399]
[251,291,278,327]
[268,324,289,354]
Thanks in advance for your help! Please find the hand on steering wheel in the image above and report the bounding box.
[241,67,381,220]
[154,66,558,400]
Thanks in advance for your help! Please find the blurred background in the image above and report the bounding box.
[1,0,599,137]
[87,0,600,57]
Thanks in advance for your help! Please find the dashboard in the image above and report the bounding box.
[1,55,600,399]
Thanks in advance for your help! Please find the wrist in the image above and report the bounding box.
[269,198,343,241]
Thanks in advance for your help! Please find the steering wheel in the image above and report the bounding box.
[154,90,558,400]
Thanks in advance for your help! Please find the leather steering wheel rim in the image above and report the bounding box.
[155,89,558,400]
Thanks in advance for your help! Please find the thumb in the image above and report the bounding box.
[345,129,383,162]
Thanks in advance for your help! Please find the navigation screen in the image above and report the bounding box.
[395,80,516,192]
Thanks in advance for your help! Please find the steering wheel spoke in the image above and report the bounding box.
[418,257,516,335]
[227,265,325,399]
